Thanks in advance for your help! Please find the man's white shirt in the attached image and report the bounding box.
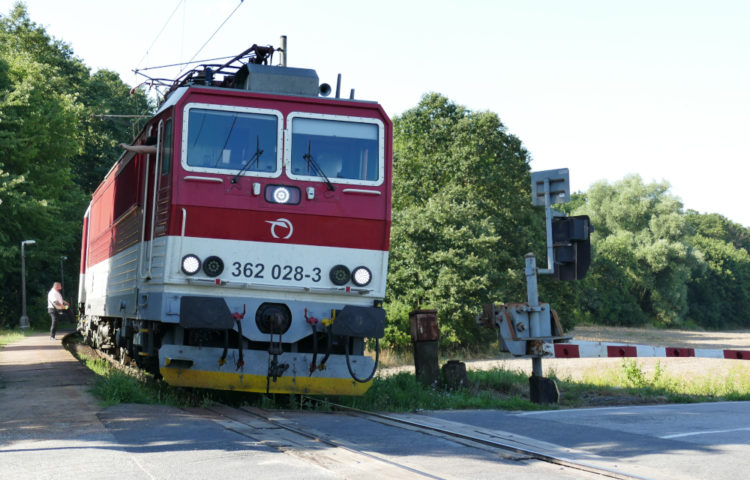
[47,288,64,310]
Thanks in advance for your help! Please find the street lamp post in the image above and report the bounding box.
[59,256,67,298]
[20,240,36,329]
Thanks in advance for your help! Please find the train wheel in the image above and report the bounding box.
[118,347,132,366]
[134,347,161,378]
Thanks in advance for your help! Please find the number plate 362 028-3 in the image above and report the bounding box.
[230,262,322,283]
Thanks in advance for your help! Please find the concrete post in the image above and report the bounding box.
[59,256,67,298]
[19,240,35,329]
[410,310,440,387]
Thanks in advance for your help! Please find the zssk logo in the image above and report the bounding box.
[266,218,293,239]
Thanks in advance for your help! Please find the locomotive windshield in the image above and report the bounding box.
[289,117,381,184]
[185,107,279,175]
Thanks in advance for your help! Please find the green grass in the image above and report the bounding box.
[82,359,750,411]
[0,329,28,350]
[326,370,545,412]
[325,359,750,412]
[75,350,276,408]
[79,354,191,407]
[563,358,750,405]
[69,334,750,411]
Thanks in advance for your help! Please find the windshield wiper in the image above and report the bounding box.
[231,136,263,184]
[303,140,335,191]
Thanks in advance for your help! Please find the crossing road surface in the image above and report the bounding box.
[2,333,749,479]
[418,402,750,479]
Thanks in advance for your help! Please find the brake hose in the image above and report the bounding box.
[318,324,333,369]
[344,337,379,383]
[232,305,246,370]
[219,328,229,366]
[235,318,244,370]
[309,323,318,375]
[305,308,320,375]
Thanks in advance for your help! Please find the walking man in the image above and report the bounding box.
[47,282,69,340]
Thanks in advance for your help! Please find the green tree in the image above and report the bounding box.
[76,69,152,193]
[0,3,151,326]
[0,46,84,325]
[0,2,88,84]
[572,175,698,326]
[685,211,750,253]
[684,212,750,329]
[386,93,538,348]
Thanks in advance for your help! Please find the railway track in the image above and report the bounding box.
[67,332,649,478]
[201,402,649,480]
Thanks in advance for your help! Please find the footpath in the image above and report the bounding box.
[0,332,130,478]
[0,333,335,480]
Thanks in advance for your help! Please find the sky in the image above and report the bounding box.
[3,0,749,226]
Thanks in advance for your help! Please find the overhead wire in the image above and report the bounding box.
[130,0,245,125]
[178,0,245,76]
[135,0,186,70]
[135,55,236,72]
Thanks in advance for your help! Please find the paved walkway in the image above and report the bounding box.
[0,332,125,478]
[0,333,337,479]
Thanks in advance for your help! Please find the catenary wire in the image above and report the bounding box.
[135,0,186,70]
[135,55,236,72]
[178,0,245,76]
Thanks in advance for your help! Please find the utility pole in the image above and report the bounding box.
[59,256,67,298]
[20,240,36,329]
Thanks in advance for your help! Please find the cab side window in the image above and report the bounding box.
[161,118,173,176]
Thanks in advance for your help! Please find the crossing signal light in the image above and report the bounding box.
[552,215,592,281]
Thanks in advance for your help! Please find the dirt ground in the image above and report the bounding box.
[571,325,750,350]
[385,326,750,382]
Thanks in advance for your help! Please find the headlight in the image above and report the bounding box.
[202,256,224,277]
[274,186,290,203]
[265,185,301,205]
[329,264,351,285]
[351,266,372,287]
[181,254,201,275]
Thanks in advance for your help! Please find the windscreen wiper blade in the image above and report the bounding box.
[303,140,335,191]
[231,136,263,184]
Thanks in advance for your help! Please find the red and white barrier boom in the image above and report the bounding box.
[550,342,750,361]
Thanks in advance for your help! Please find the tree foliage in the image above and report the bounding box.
[684,212,750,328]
[571,175,698,327]
[0,3,151,327]
[386,93,538,348]
[76,69,151,193]
[567,176,750,330]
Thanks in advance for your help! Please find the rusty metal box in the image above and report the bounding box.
[409,309,440,342]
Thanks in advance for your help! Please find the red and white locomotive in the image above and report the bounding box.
[78,45,391,395]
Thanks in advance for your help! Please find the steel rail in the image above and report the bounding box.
[207,405,444,480]
[63,331,645,480]
[301,397,647,480]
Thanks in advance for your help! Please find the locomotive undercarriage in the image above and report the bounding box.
[80,315,163,374]
[79,313,376,395]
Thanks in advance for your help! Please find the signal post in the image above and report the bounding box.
[479,169,592,404]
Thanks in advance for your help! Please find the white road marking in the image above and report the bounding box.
[517,401,750,416]
[660,427,750,439]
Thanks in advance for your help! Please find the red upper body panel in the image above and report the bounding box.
[166,87,393,251]
[85,85,393,268]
